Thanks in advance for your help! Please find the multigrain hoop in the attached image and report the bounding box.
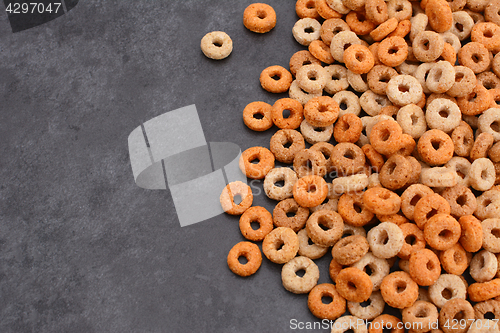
[408,248,441,286]
[424,213,461,251]
[308,40,334,64]
[367,222,404,259]
[306,210,344,247]
[338,192,375,227]
[281,256,320,294]
[273,198,309,232]
[262,227,299,264]
[352,252,391,291]
[243,101,273,131]
[264,167,298,201]
[335,267,373,302]
[440,243,469,275]
[270,129,306,164]
[239,206,274,242]
[243,3,277,33]
[347,291,385,321]
[363,187,401,215]
[220,181,253,215]
[289,50,322,76]
[297,228,329,259]
[417,129,454,166]
[293,175,328,208]
[293,149,328,178]
[334,113,363,143]
[271,98,304,129]
[458,215,483,252]
[303,96,339,127]
[295,0,320,19]
[398,223,426,260]
[403,301,440,333]
[239,146,275,179]
[260,66,293,93]
[368,314,403,333]
[200,31,233,60]
[343,45,375,74]
[307,283,346,320]
[380,271,419,309]
[227,242,262,277]
[332,235,369,265]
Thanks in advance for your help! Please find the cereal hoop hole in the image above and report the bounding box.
[405,234,416,245]
[321,295,333,304]
[250,221,261,231]
[296,268,306,277]
[396,281,407,293]
[238,255,248,265]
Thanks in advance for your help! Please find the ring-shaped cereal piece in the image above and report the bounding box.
[458,215,483,252]
[470,250,498,282]
[243,3,277,33]
[471,22,500,52]
[380,271,418,309]
[227,241,262,276]
[338,192,375,227]
[243,101,273,131]
[282,256,320,294]
[388,19,411,38]
[308,40,334,64]
[377,36,408,67]
[271,98,304,130]
[396,104,427,139]
[293,18,322,46]
[447,66,477,98]
[335,267,373,302]
[426,61,456,94]
[260,66,293,93]
[362,144,385,172]
[425,98,462,133]
[347,291,385,321]
[334,113,363,143]
[293,175,328,208]
[296,0,320,19]
[343,45,375,75]
[471,132,495,161]
[468,279,500,303]
[316,0,343,19]
[320,18,351,46]
[401,184,434,221]
[330,31,363,63]
[478,72,500,90]
[365,0,388,24]
[386,75,423,107]
[485,0,500,26]
[239,146,275,180]
[200,31,233,60]
[324,65,350,95]
[220,181,253,215]
[347,70,370,93]
[301,120,334,145]
[479,108,500,141]
[369,120,404,156]
[449,11,474,41]
[398,223,426,260]
[367,65,398,96]
[270,129,305,164]
[412,31,445,62]
[421,166,459,188]
[379,154,412,190]
[426,0,453,32]
[296,64,328,94]
[307,283,346,320]
[346,11,376,36]
[387,0,412,21]
[474,299,500,321]
[273,198,309,232]
[331,142,366,176]
[417,129,454,166]
[424,213,461,251]
[262,227,299,264]
[440,243,469,275]
[439,299,475,333]
[457,83,493,116]
[310,142,335,174]
[297,228,329,259]
[289,50,321,76]
[239,206,274,242]
[370,17,398,41]
[429,274,467,307]
[482,218,500,253]
[368,314,403,333]
[451,121,474,156]
[469,158,496,191]
[306,209,344,247]
[293,149,327,178]
[408,248,441,286]
[441,184,477,218]
[458,42,491,74]
[367,222,405,259]
[363,187,401,215]
[332,235,369,265]
[352,252,390,291]
[263,167,298,201]
[304,96,339,127]
[413,193,451,229]
[403,301,440,333]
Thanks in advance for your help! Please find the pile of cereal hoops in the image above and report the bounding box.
[204,0,500,332]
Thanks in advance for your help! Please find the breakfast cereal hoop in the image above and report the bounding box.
[352,252,390,291]
[262,227,299,264]
[387,0,412,21]
[263,167,298,201]
[306,209,344,247]
[439,243,469,275]
[360,91,392,116]
[398,223,426,260]
[281,256,320,294]
[417,129,454,166]
[458,215,483,252]
[273,198,310,231]
[316,0,343,19]
[489,142,500,162]
[348,291,385,321]
[362,144,385,172]
[369,120,404,156]
[289,50,321,76]
[379,154,412,190]
[304,96,339,127]
[408,248,442,286]
[458,83,492,116]
[458,42,490,73]
[396,104,427,139]
[289,80,323,105]
[428,274,467,307]
[296,64,328,93]
[320,18,351,46]
[471,133,495,160]
[474,299,500,321]
[469,157,495,191]
[239,206,274,242]
[308,40,334,64]
[400,184,434,221]
[410,13,428,42]
[344,45,375,74]
[468,279,500,302]
[475,189,500,220]
[413,193,451,229]
[292,18,321,46]
[335,267,373,302]
[330,32,363,62]
[380,271,419,309]
[297,228,329,259]
[338,192,375,227]
[370,17,399,41]
[451,121,474,157]
[378,37,408,68]
[449,11,475,40]
[403,301,439,333]
[293,148,328,178]
[386,75,422,106]
[367,65,398,95]
[441,184,477,217]
[220,181,253,215]
[293,175,328,207]
[368,314,404,333]
[424,214,461,251]
[270,129,306,164]
[471,22,500,52]
[323,65,349,95]
[425,99,462,133]
[478,108,500,141]
[367,222,404,259]
[259,65,293,93]
[426,61,455,94]
[426,0,453,32]
[347,70,370,93]
[334,113,363,143]
[331,174,370,195]
[332,235,370,265]
[365,0,388,24]
[363,187,401,216]
[243,101,273,131]
[307,283,346,320]
[295,0,320,19]
[470,250,498,282]
[300,120,334,145]
[413,31,445,62]
[331,316,369,333]
[346,11,376,35]
[200,31,233,60]
[440,31,461,54]
[326,0,350,14]
[310,142,335,174]
[271,98,304,129]
[243,3,276,33]
[331,142,366,176]
[447,66,477,98]
[414,62,435,94]
[227,242,262,277]
[239,146,275,179]
[482,218,500,253]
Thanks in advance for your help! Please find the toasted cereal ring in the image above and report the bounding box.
[396,105,426,140]
[306,210,344,247]
[410,13,429,42]
[451,121,474,156]
[474,299,500,321]
[365,0,389,24]
[428,274,467,307]
[413,31,445,62]
[343,45,375,75]
[320,18,351,46]
[472,22,500,52]
[415,63,435,95]
[489,89,500,109]
[457,83,493,116]
[387,0,412,21]
[408,248,441,286]
[379,154,412,190]
[346,11,376,35]
[271,98,304,130]
[342,0,365,11]
[476,189,500,220]
[370,17,398,41]
[482,219,500,253]
[282,256,319,294]
[304,96,339,127]
[446,66,477,98]
[469,158,495,191]
[396,61,418,76]
[273,198,309,231]
[296,64,328,94]
[367,222,404,259]
[439,299,475,333]
[386,75,423,107]
[200,31,233,61]
[468,279,500,302]
[289,50,322,76]
[458,42,490,74]
[362,144,385,173]
[301,121,333,147]
[331,143,366,176]
[324,65,350,95]
[293,18,321,46]
[330,31,362,63]
[479,108,500,141]
[449,11,474,41]
[471,132,495,160]
[331,315,370,333]
[380,271,419,309]
[458,215,483,252]
[293,175,328,208]
[417,129,454,166]
[424,213,461,251]
[243,101,273,132]
[264,167,298,201]
[368,314,403,333]
[334,113,362,143]
[239,146,275,179]
[329,257,344,282]
[445,157,471,187]
[331,174,370,195]
[367,65,398,95]
[352,252,390,291]
[316,0,343,19]
[426,0,453,32]
[490,142,500,163]
[335,267,373,302]
[377,212,409,226]
[289,80,323,106]
[293,149,328,178]
[401,184,434,221]
[439,243,469,275]
[326,0,350,13]
[485,0,500,26]
[338,192,375,227]
[466,0,488,12]
[441,184,477,218]
[239,206,274,242]
[297,228,329,259]
[437,42,457,64]
[307,283,346,320]
[347,70,370,93]
[296,0,320,19]
[360,91,393,117]
[369,120,405,156]
[332,235,369,265]
[471,250,498,282]
[348,291,385,321]
[425,99,461,133]
[270,129,305,164]
[398,223,426,260]
[403,301,440,332]
[243,3,276,33]
[260,66,293,93]
[220,181,253,215]
[421,166,458,188]
[388,19,411,38]
[377,37,408,68]
[308,40,334,64]
[413,193,451,229]
[441,31,462,54]
[227,241,262,276]
[262,227,299,264]
[426,61,455,94]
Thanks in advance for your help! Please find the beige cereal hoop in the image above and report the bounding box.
[200,31,233,60]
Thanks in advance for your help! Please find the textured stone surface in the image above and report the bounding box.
[0,1,336,332]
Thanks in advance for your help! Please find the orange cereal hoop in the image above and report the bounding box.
[242,101,273,131]
[417,129,454,166]
[239,146,275,179]
[259,66,293,93]
[345,11,376,36]
[227,242,262,277]
[303,96,339,127]
[243,3,276,33]
[369,17,398,42]
[220,181,253,215]
[271,98,304,129]
[425,0,453,32]
[363,187,401,215]
[380,271,419,309]
[377,36,408,67]
[307,283,346,320]
[292,175,328,208]
[343,44,375,74]
[413,193,451,229]
[295,0,320,19]
[239,206,274,242]
[424,213,461,251]
[315,0,342,19]
[335,267,373,302]
[308,40,334,64]
[409,248,441,286]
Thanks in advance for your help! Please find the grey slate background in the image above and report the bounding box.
[0,1,343,332]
